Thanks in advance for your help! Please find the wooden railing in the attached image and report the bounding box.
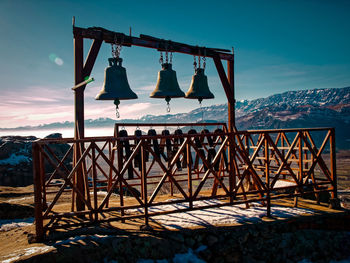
[32,124,336,239]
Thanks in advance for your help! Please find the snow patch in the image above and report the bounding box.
[274,180,296,188]
[0,153,31,165]
[2,246,52,263]
[54,234,109,246]
[127,200,313,230]
[0,217,34,232]
[173,248,206,263]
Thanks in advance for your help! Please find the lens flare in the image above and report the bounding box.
[49,53,64,66]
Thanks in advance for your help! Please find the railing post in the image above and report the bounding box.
[187,142,193,209]
[141,141,150,228]
[32,143,44,242]
[91,142,98,221]
[39,146,47,210]
[264,133,271,217]
[330,128,337,199]
[228,133,235,204]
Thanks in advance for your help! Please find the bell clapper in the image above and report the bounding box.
[166,96,171,112]
[199,98,204,122]
[114,99,120,118]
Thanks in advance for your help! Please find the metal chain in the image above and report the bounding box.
[112,35,122,59]
[203,49,206,70]
[159,51,164,64]
[165,50,169,64]
[166,101,170,112]
[170,52,173,64]
[193,55,197,70]
[198,55,201,69]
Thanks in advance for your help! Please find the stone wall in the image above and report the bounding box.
[22,211,350,263]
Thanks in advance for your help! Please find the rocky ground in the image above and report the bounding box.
[0,185,350,263]
[0,136,350,262]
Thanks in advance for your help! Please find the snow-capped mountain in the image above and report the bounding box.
[2,87,350,148]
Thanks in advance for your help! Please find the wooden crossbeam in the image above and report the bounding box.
[97,141,144,209]
[43,144,93,218]
[73,26,233,61]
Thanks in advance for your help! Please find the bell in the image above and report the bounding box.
[150,63,185,103]
[185,68,214,103]
[95,57,137,103]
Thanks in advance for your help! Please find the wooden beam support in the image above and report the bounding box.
[83,38,103,79]
[213,54,234,106]
[74,35,85,212]
[73,26,233,61]
[227,56,235,131]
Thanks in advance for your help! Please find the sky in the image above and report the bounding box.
[0,0,349,128]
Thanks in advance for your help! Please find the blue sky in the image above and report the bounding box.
[0,0,349,128]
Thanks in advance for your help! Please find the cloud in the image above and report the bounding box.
[84,102,153,120]
[26,111,71,121]
[120,102,152,114]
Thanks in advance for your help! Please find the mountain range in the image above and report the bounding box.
[2,86,350,148]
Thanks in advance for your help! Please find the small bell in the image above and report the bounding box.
[185,68,214,103]
[96,57,137,117]
[150,63,185,111]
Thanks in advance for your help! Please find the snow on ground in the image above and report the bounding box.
[0,153,31,166]
[128,200,314,230]
[2,246,52,263]
[137,246,208,263]
[54,234,110,246]
[299,257,350,263]
[6,196,33,203]
[274,180,296,188]
[0,217,34,232]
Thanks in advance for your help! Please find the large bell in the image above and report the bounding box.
[95,57,137,102]
[150,63,185,102]
[185,68,214,103]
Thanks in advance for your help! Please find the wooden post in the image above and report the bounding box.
[227,56,236,203]
[187,142,193,209]
[141,142,149,226]
[265,134,271,217]
[32,143,44,241]
[227,56,235,131]
[92,143,98,221]
[330,128,337,199]
[74,34,85,212]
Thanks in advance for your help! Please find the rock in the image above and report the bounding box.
[184,237,196,248]
[0,202,34,219]
[27,233,37,244]
[206,234,219,246]
[0,141,25,159]
[168,233,185,243]
[0,135,72,187]
[115,186,141,197]
[226,251,241,263]
[44,133,63,139]
[329,198,341,209]
[238,232,249,245]
[198,248,212,261]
